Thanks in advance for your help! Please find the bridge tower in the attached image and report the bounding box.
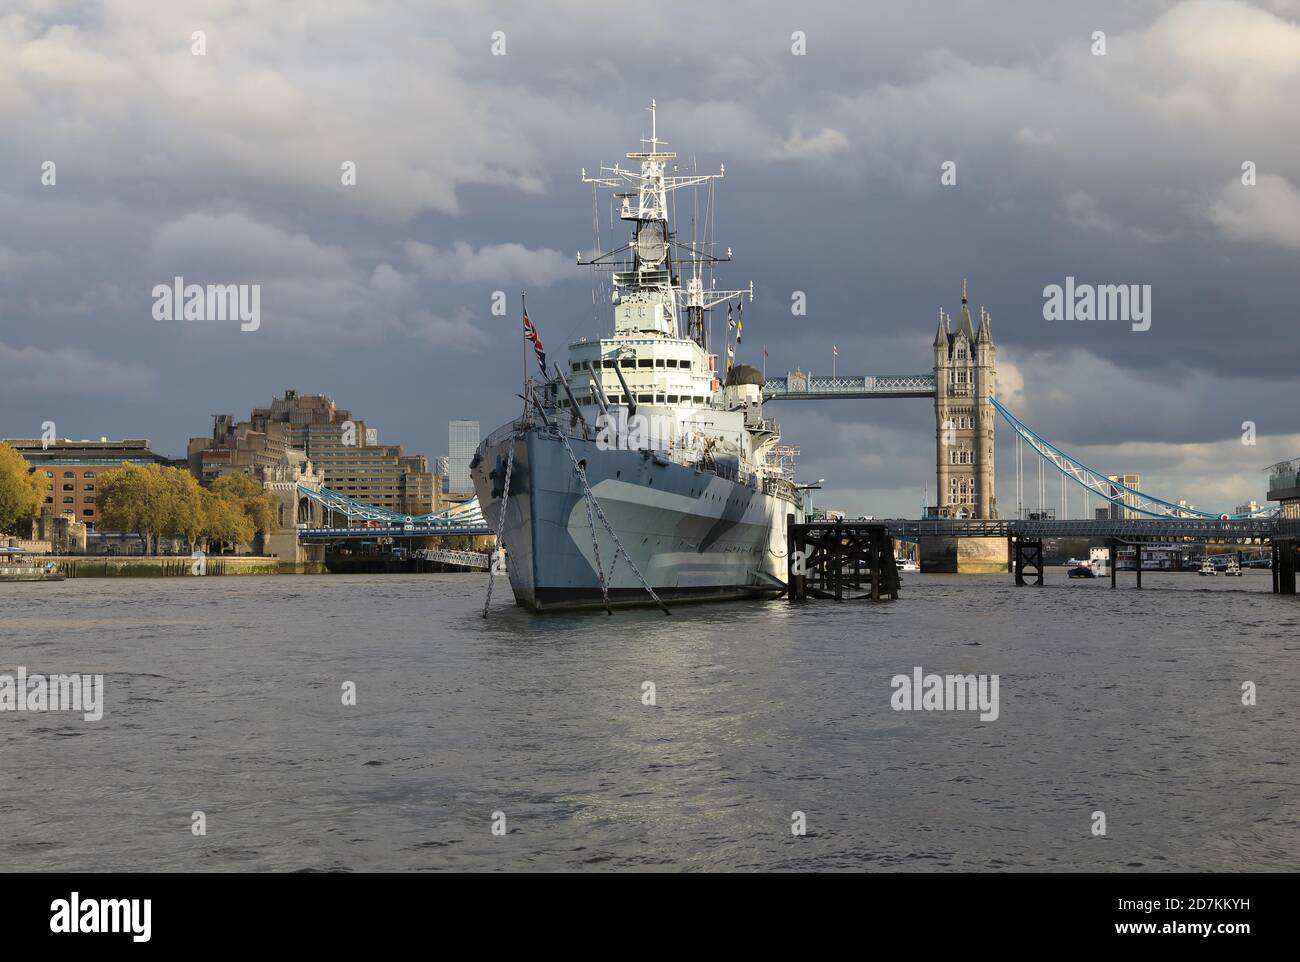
[933,280,997,519]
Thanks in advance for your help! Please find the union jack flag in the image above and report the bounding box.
[523,306,547,376]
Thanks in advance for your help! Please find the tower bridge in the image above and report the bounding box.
[759,280,1280,575]
[763,280,995,523]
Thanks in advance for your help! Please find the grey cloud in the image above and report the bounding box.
[1204,173,1300,248]
[0,340,157,396]
[149,212,354,278]
[403,240,573,287]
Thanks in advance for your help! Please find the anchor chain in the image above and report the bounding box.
[556,431,669,615]
[579,464,613,615]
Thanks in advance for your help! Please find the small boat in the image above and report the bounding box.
[1068,563,1096,578]
[0,547,65,582]
[1224,559,1243,577]
[1198,559,1216,576]
[898,558,920,572]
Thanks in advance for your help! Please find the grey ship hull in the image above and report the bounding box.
[471,428,800,612]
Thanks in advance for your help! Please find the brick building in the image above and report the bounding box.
[4,438,174,531]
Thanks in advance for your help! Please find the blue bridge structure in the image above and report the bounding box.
[295,484,493,539]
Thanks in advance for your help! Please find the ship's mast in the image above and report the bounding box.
[580,101,751,351]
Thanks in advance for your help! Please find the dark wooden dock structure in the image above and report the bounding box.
[1273,535,1299,594]
[785,519,901,602]
[1009,535,1045,586]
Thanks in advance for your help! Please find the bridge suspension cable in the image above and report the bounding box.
[990,396,1276,520]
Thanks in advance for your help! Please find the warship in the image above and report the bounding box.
[471,102,803,612]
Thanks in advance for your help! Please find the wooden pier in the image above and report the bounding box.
[786,519,901,602]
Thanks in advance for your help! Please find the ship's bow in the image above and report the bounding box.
[471,425,537,609]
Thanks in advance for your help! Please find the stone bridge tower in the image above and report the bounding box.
[933,280,996,519]
[260,451,326,572]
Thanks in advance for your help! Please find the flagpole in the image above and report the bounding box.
[521,291,528,417]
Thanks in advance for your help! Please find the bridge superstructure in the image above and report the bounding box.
[990,397,1276,521]
[763,373,1278,524]
[884,518,1289,540]
[764,373,937,400]
[299,523,493,540]
[295,484,493,537]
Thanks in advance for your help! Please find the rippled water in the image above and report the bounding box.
[2,569,1297,871]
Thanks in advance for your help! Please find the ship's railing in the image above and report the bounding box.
[483,419,528,450]
[493,398,796,500]
[763,475,801,504]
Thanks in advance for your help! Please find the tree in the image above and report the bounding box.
[97,465,278,555]
[209,472,277,539]
[161,469,206,551]
[0,442,44,535]
[201,491,254,553]
[97,463,165,553]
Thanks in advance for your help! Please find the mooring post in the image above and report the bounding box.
[1272,540,1280,593]
[1109,540,1116,589]
[1135,543,1142,589]
[786,515,799,602]
[870,528,881,603]
[888,529,899,600]
[833,521,843,602]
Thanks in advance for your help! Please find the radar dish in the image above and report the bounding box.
[634,225,666,266]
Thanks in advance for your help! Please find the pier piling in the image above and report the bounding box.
[786,519,900,602]
[1010,536,1044,586]
[1277,539,1298,594]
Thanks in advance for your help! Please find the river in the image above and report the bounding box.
[2,570,1296,871]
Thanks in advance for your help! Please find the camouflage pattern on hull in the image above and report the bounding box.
[472,428,800,612]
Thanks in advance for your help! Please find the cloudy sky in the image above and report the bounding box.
[2,0,1299,516]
